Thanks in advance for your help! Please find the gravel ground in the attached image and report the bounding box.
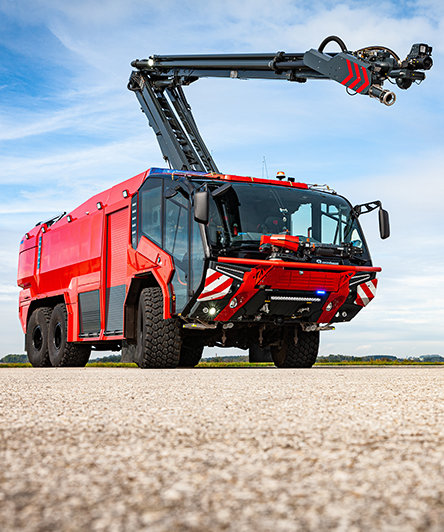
[0,367,443,532]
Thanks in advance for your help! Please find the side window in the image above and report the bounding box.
[207,196,225,248]
[191,221,205,291]
[165,194,189,262]
[139,178,162,245]
[165,193,189,312]
[349,228,363,248]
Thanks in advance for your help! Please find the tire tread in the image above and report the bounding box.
[49,304,91,367]
[273,329,319,368]
[26,307,52,367]
[138,287,181,368]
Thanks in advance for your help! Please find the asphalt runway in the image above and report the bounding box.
[1,367,443,531]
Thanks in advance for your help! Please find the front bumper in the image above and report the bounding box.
[187,258,380,325]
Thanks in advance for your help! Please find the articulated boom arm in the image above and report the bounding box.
[128,35,432,173]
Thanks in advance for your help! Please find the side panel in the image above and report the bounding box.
[38,212,103,294]
[78,290,101,336]
[17,246,37,288]
[105,208,128,335]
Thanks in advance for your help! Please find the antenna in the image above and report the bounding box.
[262,156,269,179]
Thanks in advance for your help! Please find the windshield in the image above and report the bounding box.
[207,183,369,258]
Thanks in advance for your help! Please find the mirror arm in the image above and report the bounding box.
[353,200,382,217]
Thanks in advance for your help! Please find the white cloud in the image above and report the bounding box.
[0,92,129,141]
[0,284,20,303]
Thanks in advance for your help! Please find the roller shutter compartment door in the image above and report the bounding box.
[105,208,128,335]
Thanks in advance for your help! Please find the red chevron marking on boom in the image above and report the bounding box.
[341,59,354,86]
[348,62,362,90]
[356,66,370,93]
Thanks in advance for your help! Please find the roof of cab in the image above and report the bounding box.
[147,167,309,189]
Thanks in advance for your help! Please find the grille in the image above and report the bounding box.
[260,268,340,292]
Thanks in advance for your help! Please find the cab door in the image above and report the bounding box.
[164,189,207,313]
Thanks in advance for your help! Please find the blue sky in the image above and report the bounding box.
[1,0,443,357]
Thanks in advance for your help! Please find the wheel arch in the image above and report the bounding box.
[124,273,168,341]
[26,295,66,330]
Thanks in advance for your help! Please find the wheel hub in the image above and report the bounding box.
[32,326,43,351]
[53,322,62,350]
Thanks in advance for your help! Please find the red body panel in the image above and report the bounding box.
[17,171,148,339]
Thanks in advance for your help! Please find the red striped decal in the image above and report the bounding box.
[356,66,370,93]
[355,279,378,307]
[341,59,354,85]
[199,278,233,300]
[348,62,362,90]
[204,271,222,287]
[360,282,374,300]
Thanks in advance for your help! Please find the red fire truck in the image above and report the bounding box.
[17,37,432,368]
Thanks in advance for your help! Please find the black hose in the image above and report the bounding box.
[318,35,347,53]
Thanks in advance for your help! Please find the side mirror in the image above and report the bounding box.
[379,208,390,239]
[194,190,209,224]
[353,200,390,240]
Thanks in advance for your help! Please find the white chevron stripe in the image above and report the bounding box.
[357,285,370,306]
[365,280,377,296]
[197,284,232,301]
[200,274,231,295]
[356,280,377,306]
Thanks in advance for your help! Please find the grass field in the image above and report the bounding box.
[1,361,443,368]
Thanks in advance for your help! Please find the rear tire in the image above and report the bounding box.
[249,344,273,363]
[48,304,91,367]
[26,307,52,367]
[272,328,319,368]
[135,287,181,368]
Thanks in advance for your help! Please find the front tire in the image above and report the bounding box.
[26,307,52,367]
[48,304,91,367]
[135,287,181,368]
[272,328,319,368]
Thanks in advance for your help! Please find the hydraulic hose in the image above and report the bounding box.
[318,35,348,53]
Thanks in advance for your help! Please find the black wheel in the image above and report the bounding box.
[249,344,273,363]
[135,287,181,368]
[179,342,203,367]
[272,328,319,368]
[26,307,52,367]
[48,304,91,367]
